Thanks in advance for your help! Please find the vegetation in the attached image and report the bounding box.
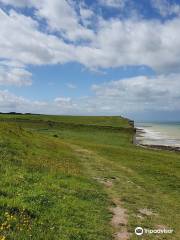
[0,115,179,240]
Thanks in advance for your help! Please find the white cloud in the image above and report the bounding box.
[91,74,180,113]
[0,0,94,41]
[151,0,180,17]
[82,17,180,72]
[66,83,77,89]
[0,90,29,110]
[36,0,95,41]
[79,2,94,27]
[1,72,180,115]
[54,97,72,104]
[54,97,77,111]
[80,3,94,19]
[99,0,127,8]
[0,90,78,114]
[0,64,32,86]
[0,0,32,7]
[0,8,77,65]
[0,1,180,77]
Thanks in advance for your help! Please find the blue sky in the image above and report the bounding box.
[0,0,180,120]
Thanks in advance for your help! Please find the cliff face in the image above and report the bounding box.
[128,120,134,128]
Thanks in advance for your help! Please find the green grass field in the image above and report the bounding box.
[0,115,179,240]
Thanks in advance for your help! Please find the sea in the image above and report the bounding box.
[135,122,180,147]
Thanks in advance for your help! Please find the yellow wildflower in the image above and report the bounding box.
[0,236,6,240]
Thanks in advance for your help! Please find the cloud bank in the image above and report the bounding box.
[1,73,180,117]
[1,0,180,72]
[0,0,180,117]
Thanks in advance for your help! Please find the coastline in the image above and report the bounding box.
[134,127,180,152]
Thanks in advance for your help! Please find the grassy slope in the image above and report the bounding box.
[0,115,179,240]
[0,115,130,128]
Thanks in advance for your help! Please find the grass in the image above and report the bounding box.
[0,115,179,240]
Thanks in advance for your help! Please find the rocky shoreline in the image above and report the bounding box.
[134,127,180,152]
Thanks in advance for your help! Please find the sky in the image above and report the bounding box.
[0,0,180,121]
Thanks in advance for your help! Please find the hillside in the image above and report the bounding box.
[0,115,179,240]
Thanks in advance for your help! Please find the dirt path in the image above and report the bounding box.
[68,144,130,240]
[97,178,130,240]
[110,198,130,240]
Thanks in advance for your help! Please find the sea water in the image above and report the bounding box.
[135,122,180,147]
